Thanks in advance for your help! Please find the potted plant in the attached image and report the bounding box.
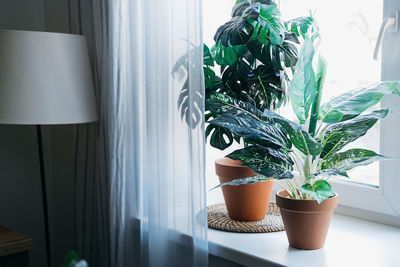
[202,0,315,221]
[172,0,310,221]
[208,15,400,248]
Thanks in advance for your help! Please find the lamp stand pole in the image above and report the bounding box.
[36,125,52,267]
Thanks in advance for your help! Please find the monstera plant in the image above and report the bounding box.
[203,0,318,150]
[209,13,400,248]
[172,0,317,149]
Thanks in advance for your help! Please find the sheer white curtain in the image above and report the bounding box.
[70,0,208,266]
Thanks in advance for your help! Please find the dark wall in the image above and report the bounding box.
[0,1,75,266]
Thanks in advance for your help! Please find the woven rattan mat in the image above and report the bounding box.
[207,203,284,233]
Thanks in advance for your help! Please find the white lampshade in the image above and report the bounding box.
[0,30,98,125]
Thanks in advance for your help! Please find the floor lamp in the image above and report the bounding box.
[0,30,98,267]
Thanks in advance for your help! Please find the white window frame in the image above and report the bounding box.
[327,0,400,226]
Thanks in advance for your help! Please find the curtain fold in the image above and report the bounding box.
[69,0,208,266]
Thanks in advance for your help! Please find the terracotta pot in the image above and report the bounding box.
[276,190,338,250]
[215,158,275,221]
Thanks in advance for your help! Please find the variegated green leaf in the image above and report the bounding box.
[320,109,388,159]
[307,168,349,181]
[210,111,291,149]
[206,93,267,120]
[319,81,400,123]
[263,110,322,155]
[321,149,385,171]
[227,145,294,179]
[210,174,271,190]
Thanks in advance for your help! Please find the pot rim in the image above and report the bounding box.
[276,189,338,212]
[215,158,248,169]
[276,189,338,202]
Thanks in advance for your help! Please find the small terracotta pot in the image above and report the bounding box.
[215,158,275,221]
[276,190,338,250]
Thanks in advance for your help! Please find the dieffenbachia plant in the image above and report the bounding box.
[209,18,400,203]
[173,0,316,148]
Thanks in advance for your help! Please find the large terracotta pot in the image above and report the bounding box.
[215,158,275,221]
[276,190,338,250]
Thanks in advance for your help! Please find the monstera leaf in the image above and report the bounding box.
[214,12,256,46]
[321,149,385,171]
[203,44,214,66]
[319,81,400,123]
[289,37,317,124]
[247,31,299,70]
[221,59,252,93]
[320,109,388,159]
[247,3,285,45]
[227,145,294,179]
[231,0,252,17]
[214,2,285,46]
[212,40,248,66]
[206,122,234,150]
[247,64,282,110]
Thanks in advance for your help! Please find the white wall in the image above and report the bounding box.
[0,1,75,266]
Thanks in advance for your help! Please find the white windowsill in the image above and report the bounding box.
[208,212,400,267]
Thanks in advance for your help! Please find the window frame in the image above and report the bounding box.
[327,0,400,224]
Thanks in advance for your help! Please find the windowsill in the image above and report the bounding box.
[208,212,400,267]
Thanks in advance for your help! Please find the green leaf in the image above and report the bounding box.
[319,81,400,123]
[210,174,271,190]
[308,54,327,136]
[307,168,349,180]
[263,110,322,155]
[63,251,78,267]
[299,179,335,203]
[206,123,234,150]
[247,32,299,70]
[214,3,285,46]
[212,40,247,66]
[210,111,291,149]
[231,0,252,17]
[321,149,385,171]
[206,92,266,119]
[284,16,315,39]
[214,10,255,46]
[248,3,286,45]
[247,64,283,110]
[221,59,252,92]
[204,66,216,89]
[289,37,317,124]
[207,93,321,155]
[320,109,388,159]
[203,44,214,66]
[227,145,294,179]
